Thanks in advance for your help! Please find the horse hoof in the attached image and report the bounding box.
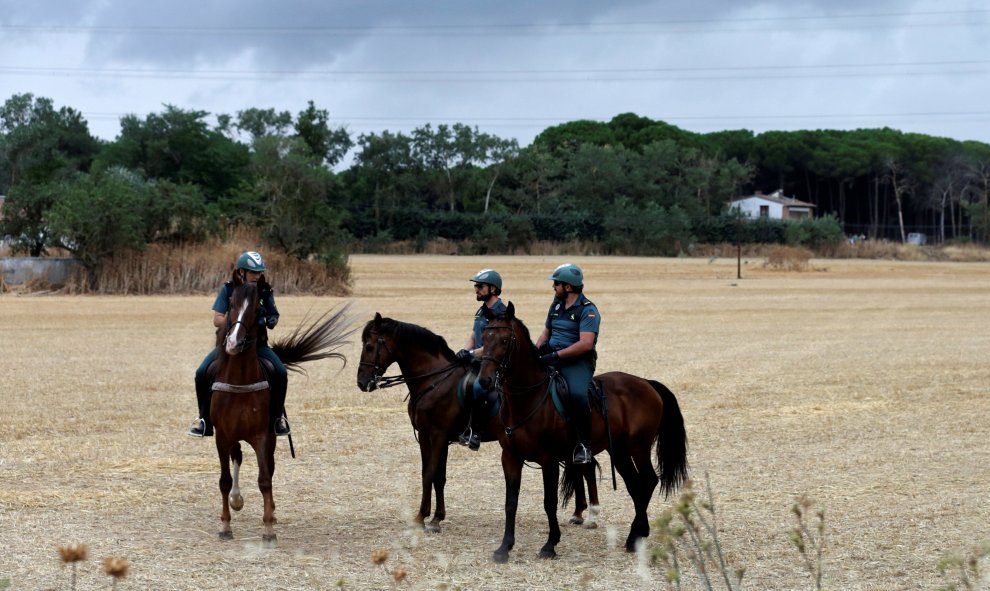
[218,531,233,540]
[568,516,584,526]
[493,550,509,564]
[230,494,244,512]
[538,548,557,560]
[423,523,441,534]
[262,533,277,548]
[583,522,598,530]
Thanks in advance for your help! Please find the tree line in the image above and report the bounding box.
[2,93,988,281]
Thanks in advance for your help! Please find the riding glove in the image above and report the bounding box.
[539,351,559,366]
[455,349,473,364]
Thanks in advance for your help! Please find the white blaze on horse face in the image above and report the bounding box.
[225,299,251,354]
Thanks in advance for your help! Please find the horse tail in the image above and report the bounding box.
[559,460,599,505]
[271,302,358,373]
[648,379,689,499]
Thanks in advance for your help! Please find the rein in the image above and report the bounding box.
[360,333,461,402]
[482,324,552,437]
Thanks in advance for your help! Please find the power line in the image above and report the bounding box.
[0,9,986,36]
[2,65,987,83]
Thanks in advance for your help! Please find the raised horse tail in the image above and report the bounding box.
[648,379,689,499]
[270,303,357,373]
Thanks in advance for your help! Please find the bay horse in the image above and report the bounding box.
[211,273,354,545]
[478,302,688,562]
[355,313,602,533]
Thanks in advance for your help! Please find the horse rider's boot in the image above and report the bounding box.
[571,402,593,465]
[189,373,214,437]
[457,405,481,450]
[274,414,291,437]
[458,420,481,451]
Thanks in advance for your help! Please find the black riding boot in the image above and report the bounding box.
[458,386,484,451]
[570,400,592,465]
[190,372,214,437]
[268,370,290,436]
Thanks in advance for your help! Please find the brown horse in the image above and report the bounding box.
[355,313,602,533]
[478,302,688,562]
[211,273,353,545]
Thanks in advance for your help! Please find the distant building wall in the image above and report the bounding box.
[1,257,79,286]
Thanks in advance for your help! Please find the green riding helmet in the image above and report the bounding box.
[236,251,266,273]
[547,263,583,287]
[470,268,502,290]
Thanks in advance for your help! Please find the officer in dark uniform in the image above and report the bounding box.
[188,251,290,438]
[455,268,507,450]
[534,263,600,464]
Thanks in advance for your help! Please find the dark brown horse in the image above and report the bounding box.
[355,313,602,533]
[478,302,688,562]
[211,273,353,545]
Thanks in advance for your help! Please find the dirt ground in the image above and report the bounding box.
[1,255,988,590]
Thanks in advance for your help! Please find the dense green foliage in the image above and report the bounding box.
[2,92,989,285]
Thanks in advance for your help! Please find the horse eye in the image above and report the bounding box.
[365,344,374,352]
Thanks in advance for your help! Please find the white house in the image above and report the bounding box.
[728,190,816,220]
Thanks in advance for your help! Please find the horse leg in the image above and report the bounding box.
[493,450,523,563]
[229,443,244,512]
[569,468,587,526]
[538,461,561,559]
[583,463,601,530]
[416,434,446,533]
[253,435,277,548]
[216,437,234,540]
[613,448,659,552]
[427,441,449,533]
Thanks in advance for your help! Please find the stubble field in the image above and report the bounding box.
[1,255,988,590]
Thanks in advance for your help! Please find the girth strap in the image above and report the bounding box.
[212,381,269,393]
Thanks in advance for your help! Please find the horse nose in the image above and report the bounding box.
[357,377,376,392]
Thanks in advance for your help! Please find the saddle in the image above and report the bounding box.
[550,370,605,419]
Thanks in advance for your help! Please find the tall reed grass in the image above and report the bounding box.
[61,231,351,295]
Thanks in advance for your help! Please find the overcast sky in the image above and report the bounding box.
[2,0,988,150]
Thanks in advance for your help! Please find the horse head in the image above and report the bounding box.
[357,312,398,391]
[224,280,261,355]
[478,301,521,392]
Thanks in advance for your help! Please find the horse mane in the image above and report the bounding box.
[494,312,539,359]
[364,317,458,361]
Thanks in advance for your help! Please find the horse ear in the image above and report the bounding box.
[232,269,243,286]
[374,312,382,328]
[506,301,515,320]
[482,305,495,320]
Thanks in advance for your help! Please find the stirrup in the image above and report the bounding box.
[458,428,480,451]
[572,443,592,465]
[188,418,208,438]
[274,416,291,437]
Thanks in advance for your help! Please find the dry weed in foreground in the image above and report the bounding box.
[790,496,827,590]
[102,557,129,590]
[650,475,745,590]
[58,544,87,590]
[936,543,990,591]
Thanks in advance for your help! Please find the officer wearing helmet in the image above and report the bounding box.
[188,251,291,438]
[534,263,600,464]
[455,268,506,450]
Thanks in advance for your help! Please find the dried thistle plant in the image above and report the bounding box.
[650,474,744,591]
[57,544,88,591]
[936,543,990,591]
[102,557,129,589]
[790,495,826,590]
[371,548,389,565]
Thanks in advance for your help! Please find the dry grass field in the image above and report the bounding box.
[1,255,988,590]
